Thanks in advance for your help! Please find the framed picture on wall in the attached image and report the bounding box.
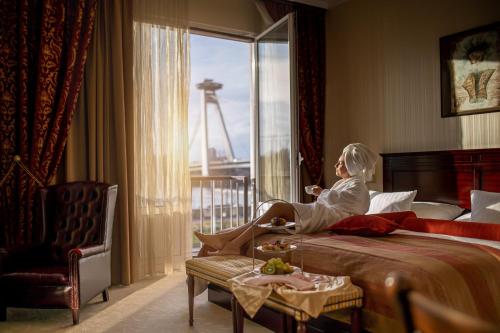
[440,21,500,117]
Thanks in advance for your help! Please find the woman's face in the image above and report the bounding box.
[335,155,350,179]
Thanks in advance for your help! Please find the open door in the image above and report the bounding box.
[253,13,299,204]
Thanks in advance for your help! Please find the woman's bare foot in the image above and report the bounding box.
[194,231,231,250]
[198,244,217,257]
[206,249,221,256]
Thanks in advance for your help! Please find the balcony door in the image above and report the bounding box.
[254,13,299,203]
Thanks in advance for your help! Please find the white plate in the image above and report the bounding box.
[256,244,297,253]
[253,265,300,275]
[257,221,296,230]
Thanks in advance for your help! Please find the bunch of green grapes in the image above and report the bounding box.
[260,258,294,275]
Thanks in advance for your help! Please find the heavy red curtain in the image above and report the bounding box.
[264,0,326,186]
[0,0,97,248]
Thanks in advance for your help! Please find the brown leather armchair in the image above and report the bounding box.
[0,182,117,325]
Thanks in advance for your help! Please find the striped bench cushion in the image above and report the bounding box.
[186,255,265,288]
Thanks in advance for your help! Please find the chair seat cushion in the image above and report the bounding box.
[0,265,69,286]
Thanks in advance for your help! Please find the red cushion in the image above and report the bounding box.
[400,217,500,241]
[369,211,417,225]
[327,215,399,236]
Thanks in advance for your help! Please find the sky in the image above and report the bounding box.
[188,34,251,164]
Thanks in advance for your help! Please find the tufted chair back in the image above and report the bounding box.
[40,182,117,263]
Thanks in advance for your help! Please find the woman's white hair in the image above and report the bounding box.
[342,143,378,182]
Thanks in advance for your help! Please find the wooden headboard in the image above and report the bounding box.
[382,148,500,209]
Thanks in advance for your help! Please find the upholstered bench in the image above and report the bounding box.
[186,255,264,327]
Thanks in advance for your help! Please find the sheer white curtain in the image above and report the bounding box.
[132,0,191,280]
[258,40,291,202]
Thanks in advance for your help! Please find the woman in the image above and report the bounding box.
[195,143,378,255]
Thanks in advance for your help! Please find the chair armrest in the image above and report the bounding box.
[67,244,109,308]
[68,245,106,259]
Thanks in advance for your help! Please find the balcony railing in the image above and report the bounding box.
[191,176,254,250]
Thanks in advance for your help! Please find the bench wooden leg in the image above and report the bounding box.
[231,295,238,333]
[232,296,244,333]
[188,274,194,326]
[297,320,307,333]
[350,307,362,333]
[286,314,294,333]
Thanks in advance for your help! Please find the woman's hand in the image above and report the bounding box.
[312,186,323,196]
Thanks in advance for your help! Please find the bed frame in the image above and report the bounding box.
[382,148,500,209]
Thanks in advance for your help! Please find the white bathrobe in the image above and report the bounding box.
[292,176,370,234]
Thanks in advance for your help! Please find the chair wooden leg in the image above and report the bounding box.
[72,308,80,325]
[187,274,194,326]
[102,288,109,302]
[0,305,6,321]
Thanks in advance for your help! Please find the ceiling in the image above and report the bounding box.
[290,0,349,9]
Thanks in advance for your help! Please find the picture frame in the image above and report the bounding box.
[440,21,500,117]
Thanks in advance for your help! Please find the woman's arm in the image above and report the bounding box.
[319,182,358,205]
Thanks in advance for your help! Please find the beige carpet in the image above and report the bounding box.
[0,272,271,333]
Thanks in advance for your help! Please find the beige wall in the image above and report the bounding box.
[325,0,500,189]
[188,0,263,36]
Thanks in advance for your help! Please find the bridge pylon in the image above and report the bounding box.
[191,79,236,176]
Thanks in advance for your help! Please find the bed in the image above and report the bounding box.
[207,148,500,333]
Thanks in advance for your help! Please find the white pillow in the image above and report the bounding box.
[471,190,500,223]
[368,190,417,214]
[411,201,464,220]
[454,212,472,222]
